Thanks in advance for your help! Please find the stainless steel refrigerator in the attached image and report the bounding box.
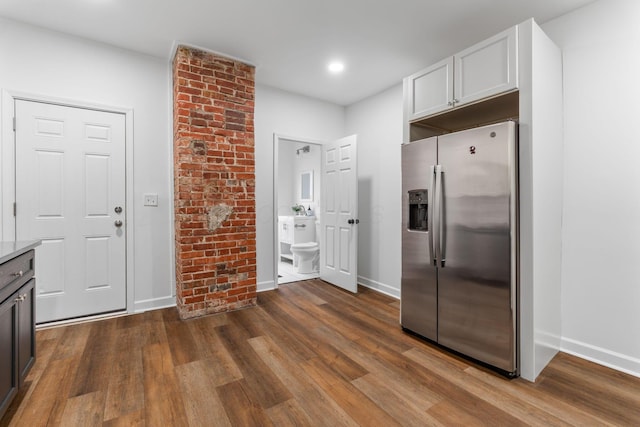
[401,121,518,376]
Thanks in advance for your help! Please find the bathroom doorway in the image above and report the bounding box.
[273,135,323,285]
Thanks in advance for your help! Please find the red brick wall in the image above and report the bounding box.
[172,46,256,319]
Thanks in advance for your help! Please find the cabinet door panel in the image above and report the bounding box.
[405,57,454,121]
[455,26,517,105]
[18,280,35,385]
[0,298,18,419]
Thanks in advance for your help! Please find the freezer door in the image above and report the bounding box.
[436,121,517,373]
[401,137,438,341]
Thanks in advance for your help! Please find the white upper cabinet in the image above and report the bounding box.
[405,57,454,121]
[405,26,518,122]
[454,27,518,106]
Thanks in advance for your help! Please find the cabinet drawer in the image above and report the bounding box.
[0,250,34,303]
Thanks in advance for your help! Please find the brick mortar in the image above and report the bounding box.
[173,46,257,319]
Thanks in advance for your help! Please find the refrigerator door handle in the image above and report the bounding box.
[428,165,436,265]
[434,165,443,267]
[438,166,446,267]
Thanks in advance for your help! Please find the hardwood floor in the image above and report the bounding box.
[2,279,639,426]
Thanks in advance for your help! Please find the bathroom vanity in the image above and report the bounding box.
[0,240,40,419]
[278,216,295,263]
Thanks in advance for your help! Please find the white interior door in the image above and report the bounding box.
[15,100,126,323]
[320,135,358,293]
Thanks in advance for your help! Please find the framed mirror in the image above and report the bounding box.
[300,170,313,202]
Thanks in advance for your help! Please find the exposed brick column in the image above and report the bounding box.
[173,46,256,319]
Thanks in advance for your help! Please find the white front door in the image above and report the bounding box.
[320,135,358,293]
[15,100,126,323]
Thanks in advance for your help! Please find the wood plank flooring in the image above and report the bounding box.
[2,279,639,426]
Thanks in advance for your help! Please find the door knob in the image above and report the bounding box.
[114,206,123,214]
[115,220,123,227]
[347,219,360,225]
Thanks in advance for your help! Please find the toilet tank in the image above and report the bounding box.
[293,216,315,243]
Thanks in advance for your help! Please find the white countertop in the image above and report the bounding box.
[0,240,41,264]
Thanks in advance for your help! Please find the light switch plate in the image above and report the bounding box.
[143,193,158,207]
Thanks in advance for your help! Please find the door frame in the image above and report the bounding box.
[272,133,323,290]
[1,89,135,315]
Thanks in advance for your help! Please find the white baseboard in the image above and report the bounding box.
[358,275,400,299]
[561,337,640,379]
[134,295,176,313]
[258,280,276,292]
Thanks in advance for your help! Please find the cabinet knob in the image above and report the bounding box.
[12,270,24,277]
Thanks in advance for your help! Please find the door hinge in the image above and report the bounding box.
[13,117,16,132]
[13,202,16,216]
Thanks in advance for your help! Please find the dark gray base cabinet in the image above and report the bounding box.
[0,250,36,420]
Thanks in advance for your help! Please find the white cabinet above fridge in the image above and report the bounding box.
[404,26,518,123]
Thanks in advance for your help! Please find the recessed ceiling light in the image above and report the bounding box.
[328,61,345,74]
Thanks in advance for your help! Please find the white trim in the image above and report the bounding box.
[169,40,256,66]
[257,280,276,292]
[358,275,400,299]
[272,134,324,290]
[561,337,640,379]
[134,296,177,313]
[1,90,136,315]
[167,58,177,302]
[272,134,279,290]
[1,90,16,241]
[125,107,135,316]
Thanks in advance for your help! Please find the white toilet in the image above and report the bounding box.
[290,217,320,274]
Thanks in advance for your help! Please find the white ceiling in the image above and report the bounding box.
[0,0,596,106]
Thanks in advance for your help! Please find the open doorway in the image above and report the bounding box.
[273,135,323,286]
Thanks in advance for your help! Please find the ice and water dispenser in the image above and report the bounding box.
[408,189,428,231]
